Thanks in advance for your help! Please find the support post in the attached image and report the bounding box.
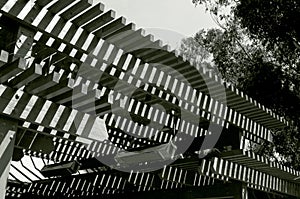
[0,116,18,199]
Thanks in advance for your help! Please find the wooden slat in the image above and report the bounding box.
[71,3,105,27]
[30,75,75,100]
[8,63,43,89]
[104,23,137,44]
[82,10,115,32]
[211,157,300,197]
[35,0,54,7]
[0,58,26,83]
[94,17,127,38]
[221,150,300,182]
[0,84,96,140]
[47,0,77,14]
[24,72,62,95]
[59,0,94,21]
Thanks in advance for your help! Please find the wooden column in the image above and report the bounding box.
[241,183,249,199]
[13,25,35,61]
[0,116,17,199]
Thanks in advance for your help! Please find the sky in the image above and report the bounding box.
[99,0,218,49]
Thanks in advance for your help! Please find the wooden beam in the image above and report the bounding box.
[0,58,26,83]
[8,63,43,89]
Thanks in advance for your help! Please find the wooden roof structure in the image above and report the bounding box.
[0,0,299,198]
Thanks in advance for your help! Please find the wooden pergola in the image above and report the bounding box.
[0,0,299,198]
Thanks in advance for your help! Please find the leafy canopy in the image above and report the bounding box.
[182,0,300,169]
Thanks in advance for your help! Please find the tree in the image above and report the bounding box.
[234,0,300,122]
[180,32,210,63]
[179,31,212,72]
[183,0,300,169]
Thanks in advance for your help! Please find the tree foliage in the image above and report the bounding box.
[185,0,300,169]
[180,33,210,63]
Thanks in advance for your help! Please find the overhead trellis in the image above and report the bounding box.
[0,0,298,198]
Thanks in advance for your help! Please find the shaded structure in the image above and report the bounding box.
[0,0,299,198]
